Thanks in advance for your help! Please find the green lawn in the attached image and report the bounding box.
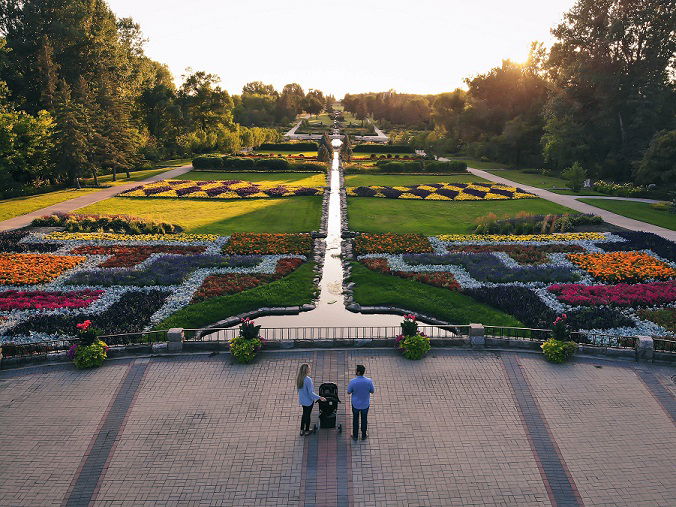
[578,198,676,230]
[350,263,522,326]
[485,169,604,196]
[75,196,323,234]
[0,188,97,222]
[180,171,326,186]
[157,262,317,329]
[345,174,489,186]
[347,198,577,234]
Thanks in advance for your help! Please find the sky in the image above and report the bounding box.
[107,0,576,97]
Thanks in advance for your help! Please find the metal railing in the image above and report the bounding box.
[186,325,471,343]
[653,338,676,354]
[484,326,551,342]
[570,332,637,349]
[98,330,169,347]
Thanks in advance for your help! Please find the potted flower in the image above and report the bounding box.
[396,314,430,360]
[229,317,263,363]
[67,320,109,369]
[541,314,577,363]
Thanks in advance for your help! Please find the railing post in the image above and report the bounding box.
[469,323,485,348]
[167,328,184,352]
[635,336,654,362]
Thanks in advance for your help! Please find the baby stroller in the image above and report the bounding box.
[313,382,342,433]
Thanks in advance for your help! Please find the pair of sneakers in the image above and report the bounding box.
[352,434,367,441]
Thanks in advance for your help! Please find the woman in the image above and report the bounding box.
[296,363,325,436]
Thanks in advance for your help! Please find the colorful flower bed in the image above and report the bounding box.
[549,281,676,307]
[598,231,676,262]
[222,233,313,255]
[354,232,676,337]
[0,231,60,253]
[567,252,675,283]
[192,258,304,302]
[0,232,312,343]
[354,233,433,255]
[0,253,87,285]
[361,258,461,291]
[45,232,219,243]
[437,233,606,243]
[449,244,584,264]
[70,245,207,268]
[119,179,324,199]
[346,183,536,201]
[0,289,103,311]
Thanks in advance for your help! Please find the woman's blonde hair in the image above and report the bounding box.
[296,363,310,389]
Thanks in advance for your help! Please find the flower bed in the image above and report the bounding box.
[222,233,313,255]
[353,233,434,255]
[0,253,87,285]
[567,251,675,283]
[437,233,606,243]
[0,289,103,311]
[192,258,304,302]
[119,179,324,199]
[598,231,676,262]
[361,258,461,291]
[66,254,264,287]
[33,213,182,234]
[45,232,219,243]
[346,183,535,201]
[402,253,579,284]
[70,245,207,267]
[0,231,60,253]
[549,281,676,307]
[449,244,584,264]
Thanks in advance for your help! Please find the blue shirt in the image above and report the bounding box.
[298,376,320,406]
[347,376,375,409]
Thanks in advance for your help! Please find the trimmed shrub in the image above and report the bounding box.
[255,158,290,171]
[259,142,318,151]
[353,144,415,154]
[541,338,577,363]
[192,156,223,169]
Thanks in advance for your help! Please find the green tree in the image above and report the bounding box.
[562,161,587,192]
[340,134,352,162]
[635,130,676,188]
[53,80,90,186]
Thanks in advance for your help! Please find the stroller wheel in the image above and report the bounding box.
[338,424,342,433]
[313,424,318,433]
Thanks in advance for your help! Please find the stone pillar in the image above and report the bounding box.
[469,323,485,348]
[635,336,654,361]
[167,328,184,352]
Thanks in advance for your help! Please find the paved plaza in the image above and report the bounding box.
[0,349,674,506]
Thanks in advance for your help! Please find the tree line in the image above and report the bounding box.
[343,0,675,187]
[0,0,330,195]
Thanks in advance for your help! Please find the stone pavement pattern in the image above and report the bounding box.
[467,168,676,242]
[0,165,193,232]
[0,350,674,506]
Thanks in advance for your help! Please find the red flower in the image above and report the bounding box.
[76,320,92,330]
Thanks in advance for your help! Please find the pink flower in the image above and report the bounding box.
[76,320,92,331]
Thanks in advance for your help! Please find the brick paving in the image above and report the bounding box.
[0,350,674,506]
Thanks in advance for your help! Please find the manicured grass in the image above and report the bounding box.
[156,262,317,329]
[347,198,577,235]
[578,198,676,230]
[485,169,604,196]
[75,196,323,234]
[182,171,326,186]
[0,188,97,222]
[350,263,523,326]
[345,174,489,186]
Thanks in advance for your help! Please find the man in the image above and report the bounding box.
[347,364,375,441]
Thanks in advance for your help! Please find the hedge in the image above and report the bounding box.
[259,142,318,151]
[192,156,326,172]
[367,160,467,173]
[353,144,415,154]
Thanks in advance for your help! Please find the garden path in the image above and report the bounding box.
[0,164,193,233]
[469,167,676,241]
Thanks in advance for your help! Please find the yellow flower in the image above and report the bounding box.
[418,185,438,192]
[45,232,220,242]
[121,190,147,197]
[244,192,271,198]
[399,193,423,199]
[153,190,178,197]
[455,193,482,200]
[437,233,606,242]
[393,186,411,192]
[424,193,451,200]
[484,193,510,200]
[185,191,209,198]
[215,191,242,199]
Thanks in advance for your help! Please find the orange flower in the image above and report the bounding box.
[567,251,675,283]
[0,254,87,285]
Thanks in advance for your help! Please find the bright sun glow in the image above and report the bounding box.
[106,0,576,96]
